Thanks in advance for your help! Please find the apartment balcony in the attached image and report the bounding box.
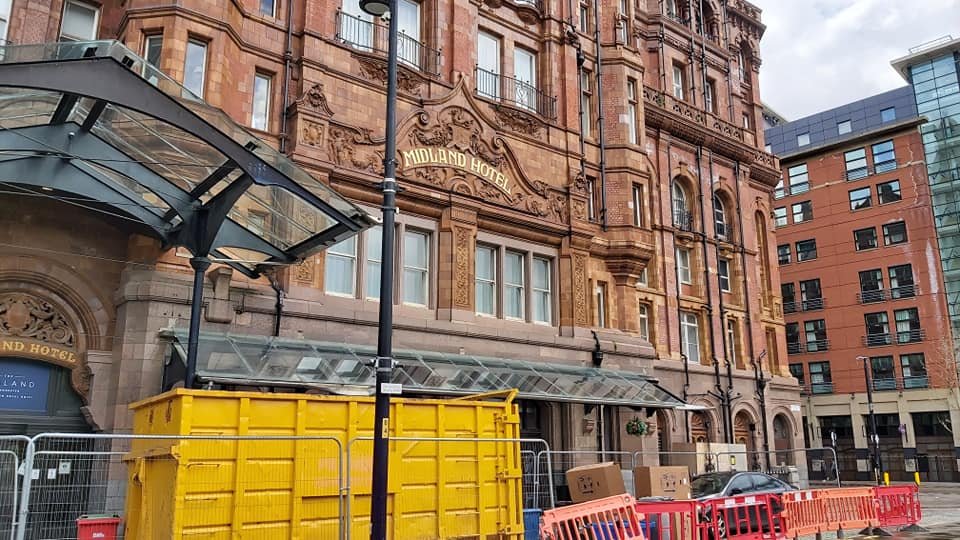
[787,342,802,355]
[805,339,829,353]
[903,376,929,389]
[873,376,930,391]
[858,289,887,304]
[783,302,798,314]
[808,382,834,395]
[475,67,557,120]
[891,284,917,299]
[897,328,925,344]
[872,378,898,391]
[864,333,893,347]
[802,298,824,311]
[335,11,442,76]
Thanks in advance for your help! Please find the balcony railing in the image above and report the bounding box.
[864,333,893,347]
[787,342,802,355]
[858,289,887,304]
[806,339,829,353]
[810,382,833,395]
[802,298,824,311]
[783,302,798,314]
[872,378,898,391]
[475,67,557,119]
[845,161,899,181]
[336,11,441,76]
[903,376,929,389]
[897,328,925,344]
[673,209,694,232]
[891,284,916,299]
[871,376,930,391]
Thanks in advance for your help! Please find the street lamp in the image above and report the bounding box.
[364,0,401,536]
[858,355,884,485]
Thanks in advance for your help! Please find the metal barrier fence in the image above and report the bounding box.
[711,448,841,488]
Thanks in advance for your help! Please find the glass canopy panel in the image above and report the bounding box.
[0,89,59,127]
[230,185,338,250]
[172,331,685,408]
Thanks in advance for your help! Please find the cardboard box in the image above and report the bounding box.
[633,466,691,499]
[565,462,627,503]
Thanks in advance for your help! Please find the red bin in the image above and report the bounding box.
[76,516,121,540]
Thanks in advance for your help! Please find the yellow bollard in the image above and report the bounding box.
[914,471,921,487]
[884,472,890,486]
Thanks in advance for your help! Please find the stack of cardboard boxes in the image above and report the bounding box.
[565,463,691,503]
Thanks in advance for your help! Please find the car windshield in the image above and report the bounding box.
[690,473,733,498]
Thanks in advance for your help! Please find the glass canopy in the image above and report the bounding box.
[166,330,687,408]
[0,41,375,276]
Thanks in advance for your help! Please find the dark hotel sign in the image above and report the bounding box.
[0,359,50,412]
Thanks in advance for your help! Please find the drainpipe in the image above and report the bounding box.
[279,0,295,153]
[668,139,693,442]
[708,151,735,441]
[721,0,734,123]
[592,0,608,231]
[267,274,285,337]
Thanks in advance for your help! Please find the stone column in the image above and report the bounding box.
[437,206,477,322]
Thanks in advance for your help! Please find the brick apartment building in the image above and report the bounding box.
[0,0,799,480]
[766,84,960,482]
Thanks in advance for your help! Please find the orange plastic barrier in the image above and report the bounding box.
[781,487,880,538]
[541,494,644,540]
[874,485,922,528]
[700,493,783,540]
[634,499,700,540]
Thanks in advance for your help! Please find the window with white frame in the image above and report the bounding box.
[0,0,10,42]
[504,251,526,319]
[714,194,728,240]
[514,47,537,111]
[325,236,357,296]
[677,247,692,284]
[632,184,643,226]
[638,267,648,287]
[788,163,809,194]
[251,72,272,131]
[475,245,497,316]
[581,70,593,137]
[260,0,276,17]
[365,226,383,299]
[627,79,639,144]
[705,79,715,113]
[477,31,501,100]
[183,39,208,99]
[681,311,700,363]
[579,0,590,33]
[340,0,373,49]
[60,1,99,41]
[403,230,430,305]
[532,257,552,324]
[638,303,650,340]
[718,258,731,292]
[672,64,685,100]
[144,35,163,68]
[396,0,421,68]
[616,0,629,43]
[726,319,738,365]
[595,282,608,328]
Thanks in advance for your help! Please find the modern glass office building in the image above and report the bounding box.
[893,37,960,344]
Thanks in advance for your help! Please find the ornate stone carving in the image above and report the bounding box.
[573,254,588,325]
[295,257,315,283]
[572,200,587,221]
[454,227,471,307]
[356,55,425,96]
[0,293,75,346]
[301,121,324,147]
[298,82,335,116]
[495,106,543,137]
[328,125,382,173]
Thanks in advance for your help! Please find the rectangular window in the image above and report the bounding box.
[183,39,208,99]
[849,187,872,210]
[894,308,921,343]
[595,282,607,328]
[792,201,813,223]
[774,179,785,199]
[865,312,891,346]
[676,247,691,284]
[782,283,796,313]
[325,236,357,296]
[854,227,878,250]
[705,79,715,113]
[777,244,791,265]
[742,113,751,130]
[632,184,643,226]
[638,304,649,341]
[579,0,590,33]
[800,278,822,310]
[144,35,163,68]
[627,79,639,144]
[340,0,373,49]
[809,361,832,394]
[773,207,787,227]
[616,0,629,43]
[586,176,597,221]
[901,353,928,388]
[475,245,496,316]
[260,0,276,17]
[788,163,809,194]
[403,230,430,306]
[251,72,272,131]
[60,0,99,41]
[872,140,896,173]
[877,180,902,204]
[672,64,685,100]
[514,47,537,111]
[789,363,805,386]
[365,226,383,299]
[838,120,852,135]
[805,319,827,352]
[638,267,648,287]
[726,319,738,365]
[504,251,525,319]
[786,322,801,354]
[883,221,907,245]
[718,258,731,292]
[477,32,501,100]
[845,148,868,180]
[581,70,593,137]
[797,132,810,146]
[881,107,896,122]
[396,0,421,68]
[796,239,817,261]
[889,264,915,299]
[870,356,896,389]
[680,311,700,364]
[859,268,884,303]
[532,257,552,324]
[0,0,10,41]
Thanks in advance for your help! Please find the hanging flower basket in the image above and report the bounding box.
[625,417,651,437]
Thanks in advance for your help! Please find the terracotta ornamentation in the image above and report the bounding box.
[454,227,471,307]
[0,293,75,346]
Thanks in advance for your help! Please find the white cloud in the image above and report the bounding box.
[751,0,960,120]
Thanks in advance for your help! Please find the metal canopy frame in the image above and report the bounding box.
[163,330,687,409]
[0,40,376,387]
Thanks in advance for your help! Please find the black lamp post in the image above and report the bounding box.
[858,355,884,485]
[362,0,400,536]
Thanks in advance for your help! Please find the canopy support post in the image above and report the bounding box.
[186,255,211,389]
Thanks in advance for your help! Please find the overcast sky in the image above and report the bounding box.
[752,0,960,121]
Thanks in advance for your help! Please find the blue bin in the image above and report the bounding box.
[638,515,660,540]
[589,520,636,539]
[523,509,542,540]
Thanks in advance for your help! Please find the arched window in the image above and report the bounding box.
[672,181,691,231]
[713,194,728,241]
[738,45,752,83]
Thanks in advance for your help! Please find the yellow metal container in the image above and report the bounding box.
[124,389,523,540]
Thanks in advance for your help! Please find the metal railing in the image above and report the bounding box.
[784,301,798,314]
[897,328,925,344]
[872,376,930,391]
[335,10,441,76]
[864,333,893,347]
[802,298,824,311]
[846,161,898,181]
[903,375,929,389]
[787,342,802,355]
[474,66,557,119]
[872,377,898,391]
[805,338,829,352]
[513,0,543,11]
[810,382,834,394]
[891,284,917,299]
[673,208,695,231]
[858,289,887,303]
